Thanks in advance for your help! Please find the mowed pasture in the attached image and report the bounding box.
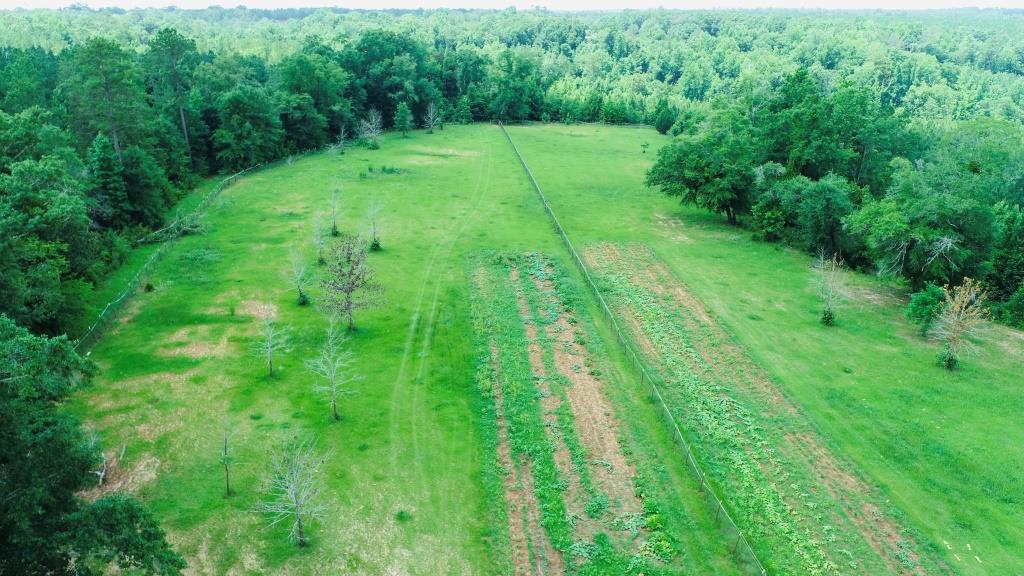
[68,123,1023,575]
[68,124,734,574]
[505,123,1024,575]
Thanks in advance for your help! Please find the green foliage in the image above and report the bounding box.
[652,99,675,135]
[0,315,183,575]
[61,37,150,157]
[489,49,543,122]
[0,155,102,333]
[214,85,284,171]
[906,283,945,336]
[394,101,413,137]
[646,107,758,224]
[86,132,130,229]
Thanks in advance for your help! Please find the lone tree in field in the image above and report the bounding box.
[306,320,360,421]
[258,437,326,548]
[359,109,383,149]
[251,304,289,376]
[330,182,341,237]
[312,213,326,265]
[815,251,844,326]
[220,428,234,497]
[394,102,413,138]
[424,102,440,134]
[321,234,383,332]
[930,278,989,370]
[289,247,311,305]
[369,199,382,251]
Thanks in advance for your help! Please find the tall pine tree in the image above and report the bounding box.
[86,133,129,229]
[394,101,413,138]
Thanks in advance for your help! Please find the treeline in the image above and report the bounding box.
[648,67,1024,325]
[3,8,1024,335]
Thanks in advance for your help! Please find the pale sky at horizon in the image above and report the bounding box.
[5,0,1024,11]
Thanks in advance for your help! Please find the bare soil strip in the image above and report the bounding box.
[526,270,643,524]
[490,338,549,576]
[477,263,563,576]
[584,242,930,575]
[505,266,589,549]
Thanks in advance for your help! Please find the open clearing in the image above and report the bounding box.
[71,123,1023,574]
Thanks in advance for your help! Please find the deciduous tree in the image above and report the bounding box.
[358,109,383,149]
[306,320,359,420]
[251,304,289,376]
[321,234,383,331]
[258,437,326,547]
[815,251,844,326]
[930,278,988,370]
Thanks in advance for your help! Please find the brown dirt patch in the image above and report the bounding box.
[489,337,563,576]
[80,452,160,501]
[511,266,599,546]
[239,300,277,320]
[529,270,643,522]
[159,326,231,359]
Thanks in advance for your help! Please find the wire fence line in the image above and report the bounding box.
[72,163,266,352]
[498,122,768,576]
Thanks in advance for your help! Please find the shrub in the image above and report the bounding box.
[906,283,945,336]
[998,285,1024,328]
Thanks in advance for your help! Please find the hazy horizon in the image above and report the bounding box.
[5,1,1024,12]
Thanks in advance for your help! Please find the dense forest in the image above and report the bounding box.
[1,7,1024,337]
[1,7,1024,571]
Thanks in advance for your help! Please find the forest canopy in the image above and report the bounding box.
[1,7,1022,330]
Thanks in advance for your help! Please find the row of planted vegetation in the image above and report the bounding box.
[470,252,682,575]
[583,242,944,575]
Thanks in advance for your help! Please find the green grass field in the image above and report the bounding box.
[505,122,1024,575]
[70,123,1023,575]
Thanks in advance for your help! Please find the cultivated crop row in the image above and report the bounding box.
[469,252,682,575]
[583,242,940,575]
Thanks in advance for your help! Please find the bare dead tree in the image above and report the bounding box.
[86,430,124,487]
[251,304,289,377]
[312,212,326,265]
[359,109,383,149]
[331,126,349,154]
[929,278,989,370]
[306,320,360,421]
[424,102,439,134]
[258,437,327,547]
[289,247,311,306]
[815,251,844,326]
[221,428,234,497]
[321,234,384,332]
[368,198,382,251]
[330,182,341,237]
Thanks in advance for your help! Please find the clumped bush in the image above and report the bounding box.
[906,283,945,336]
